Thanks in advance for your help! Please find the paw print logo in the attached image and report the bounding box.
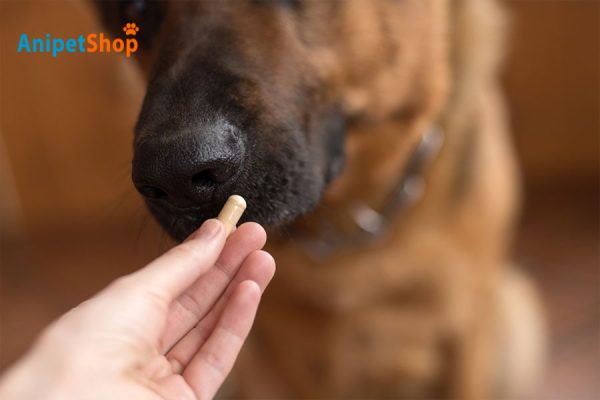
[123,22,140,36]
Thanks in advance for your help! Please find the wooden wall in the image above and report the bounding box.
[502,0,599,184]
[0,0,145,237]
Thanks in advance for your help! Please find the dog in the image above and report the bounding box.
[95,0,545,398]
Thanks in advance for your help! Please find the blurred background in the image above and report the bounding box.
[0,1,598,399]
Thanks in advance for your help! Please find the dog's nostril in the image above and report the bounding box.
[192,170,217,187]
[138,185,168,200]
[191,161,236,187]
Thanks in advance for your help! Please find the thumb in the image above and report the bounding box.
[107,219,227,303]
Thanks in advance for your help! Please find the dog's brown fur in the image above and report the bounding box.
[232,1,544,398]
[96,0,545,397]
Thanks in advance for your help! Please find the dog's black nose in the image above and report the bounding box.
[132,121,244,208]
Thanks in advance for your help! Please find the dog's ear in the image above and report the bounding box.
[89,0,166,49]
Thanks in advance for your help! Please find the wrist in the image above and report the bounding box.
[0,335,73,400]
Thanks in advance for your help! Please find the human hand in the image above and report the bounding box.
[0,219,275,400]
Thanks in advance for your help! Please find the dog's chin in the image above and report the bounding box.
[148,196,320,242]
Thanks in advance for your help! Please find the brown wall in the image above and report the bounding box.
[502,0,599,184]
[0,0,145,236]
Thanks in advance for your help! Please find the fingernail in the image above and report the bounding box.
[190,219,222,241]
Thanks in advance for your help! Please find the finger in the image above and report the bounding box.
[152,374,196,400]
[160,223,267,353]
[183,281,262,400]
[166,250,275,370]
[103,219,226,305]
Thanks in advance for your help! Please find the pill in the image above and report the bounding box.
[217,195,247,236]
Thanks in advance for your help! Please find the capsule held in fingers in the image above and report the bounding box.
[217,195,247,236]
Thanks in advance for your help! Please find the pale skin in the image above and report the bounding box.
[0,219,275,400]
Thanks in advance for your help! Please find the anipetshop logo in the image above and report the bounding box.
[17,23,140,58]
